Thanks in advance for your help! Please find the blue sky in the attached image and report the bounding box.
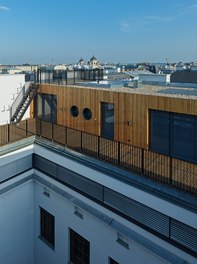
[0,0,197,64]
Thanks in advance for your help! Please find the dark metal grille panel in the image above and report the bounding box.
[58,166,103,201]
[0,161,18,182]
[17,155,32,172]
[171,219,197,253]
[34,155,57,177]
[0,155,32,182]
[104,188,169,236]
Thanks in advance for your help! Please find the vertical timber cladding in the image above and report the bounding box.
[36,84,119,138]
[117,92,197,150]
[34,84,197,149]
[117,92,148,149]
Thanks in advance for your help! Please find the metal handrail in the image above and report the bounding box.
[0,118,196,194]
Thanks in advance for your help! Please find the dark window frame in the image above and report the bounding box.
[35,93,57,123]
[101,102,114,140]
[40,207,55,248]
[83,108,92,120]
[70,229,90,264]
[150,109,197,164]
[71,105,79,117]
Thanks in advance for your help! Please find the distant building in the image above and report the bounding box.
[175,64,187,71]
[15,64,38,73]
[54,64,67,71]
[2,66,22,74]
[139,73,171,86]
[0,74,26,124]
[89,55,99,68]
[78,57,85,67]
[171,70,197,84]
[191,64,197,71]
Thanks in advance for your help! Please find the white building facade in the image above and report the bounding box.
[0,137,196,264]
[0,74,26,124]
[139,73,171,86]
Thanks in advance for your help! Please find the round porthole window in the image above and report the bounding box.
[70,105,79,117]
[83,108,92,120]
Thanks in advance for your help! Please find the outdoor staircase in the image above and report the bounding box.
[10,83,39,124]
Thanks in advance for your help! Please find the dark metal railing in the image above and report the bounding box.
[0,118,196,194]
[26,68,104,85]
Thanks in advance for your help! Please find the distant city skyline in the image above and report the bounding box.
[1,0,197,65]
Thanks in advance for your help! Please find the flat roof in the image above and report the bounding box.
[69,83,197,100]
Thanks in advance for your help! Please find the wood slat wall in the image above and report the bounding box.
[34,84,197,150]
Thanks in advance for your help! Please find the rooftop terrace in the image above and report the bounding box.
[1,118,197,197]
[71,83,197,100]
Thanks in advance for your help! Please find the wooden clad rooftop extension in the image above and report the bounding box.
[1,82,196,195]
[33,83,197,150]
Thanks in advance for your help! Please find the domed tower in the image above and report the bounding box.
[78,58,85,66]
[89,55,98,68]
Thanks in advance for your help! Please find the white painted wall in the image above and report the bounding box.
[0,74,25,124]
[1,144,196,264]
[0,179,34,264]
[34,177,170,264]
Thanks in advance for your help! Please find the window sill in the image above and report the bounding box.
[39,236,55,251]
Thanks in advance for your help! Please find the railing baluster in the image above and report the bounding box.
[141,149,144,175]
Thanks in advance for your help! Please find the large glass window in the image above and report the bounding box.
[70,229,90,264]
[150,110,197,163]
[40,207,55,248]
[101,102,114,139]
[35,93,57,123]
[170,113,196,161]
[150,110,170,154]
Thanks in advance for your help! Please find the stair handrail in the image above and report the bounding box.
[10,82,31,122]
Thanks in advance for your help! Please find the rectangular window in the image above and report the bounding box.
[150,110,170,154]
[101,102,114,139]
[35,93,57,123]
[70,229,90,264]
[170,113,196,161]
[40,207,55,248]
[150,110,197,163]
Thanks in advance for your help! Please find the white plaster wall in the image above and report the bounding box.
[0,74,25,124]
[0,180,34,264]
[0,144,196,264]
[34,179,170,264]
